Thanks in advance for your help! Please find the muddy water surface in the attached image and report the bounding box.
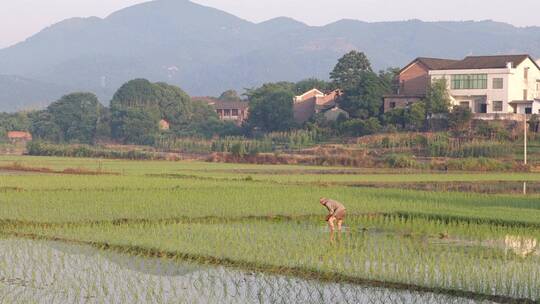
[0,239,488,304]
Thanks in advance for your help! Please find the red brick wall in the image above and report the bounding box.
[294,98,316,124]
[399,62,430,96]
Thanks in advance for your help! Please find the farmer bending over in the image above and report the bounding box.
[320,198,346,232]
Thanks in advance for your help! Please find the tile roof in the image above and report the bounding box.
[212,100,249,110]
[7,131,32,139]
[440,55,536,70]
[192,97,248,110]
[402,54,540,74]
[416,58,460,70]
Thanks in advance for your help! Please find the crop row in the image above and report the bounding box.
[4,216,538,301]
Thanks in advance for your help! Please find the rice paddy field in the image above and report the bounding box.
[1,155,540,303]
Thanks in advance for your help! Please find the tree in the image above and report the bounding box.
[448,105,473,135]
[30,111,62,142]
[245,82,295,100]
[178,102,240,138]
[339,72,388,119]
[378,68,401,95]
[383,108,406,129]
[110,79,193,144]
[329,52,390,119]
[425,78,451,115]
[119,109,159,145]
[530,114,540,133]
[383,102,426,131]
[218,90,242,102]
[330,51,373,89]
[404,102,426,131]
[295,78,333,94]
[96,106,112,141]
[0,111,32,139]
[47,92,101,143]
[339,117,381,137]
[154,82,192,130]
[246,84,295,132]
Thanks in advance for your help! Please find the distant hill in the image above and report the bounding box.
[0,75,68,112]
[1,0,540,112]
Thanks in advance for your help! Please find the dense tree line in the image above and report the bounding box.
[2,80,242,145]
[0,50,491,145]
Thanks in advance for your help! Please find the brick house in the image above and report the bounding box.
[159,119,170,131]
[383,57,458,112]
[7,131,32,143]
[384,55,540,119]
[193,97,249,125]
[293,89,345,124]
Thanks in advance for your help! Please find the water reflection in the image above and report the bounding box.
[505,235,538,257]
[0,238,485,304]
[355,181,539,195]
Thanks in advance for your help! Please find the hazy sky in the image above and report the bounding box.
[1,0,539,48]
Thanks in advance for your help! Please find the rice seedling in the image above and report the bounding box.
[0,238,486,304]
[1,155,539,302]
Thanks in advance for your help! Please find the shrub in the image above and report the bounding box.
[26,141,157,160]
[475,121,511,141]
[446,157,514,171]
[449,142,513,158]
[383,154,419,169]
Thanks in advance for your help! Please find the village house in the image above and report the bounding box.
[193,97,249,125]
[7,131,32,143]
[159,119,170,131]
[384,55,540,119]
[293,89,347,124]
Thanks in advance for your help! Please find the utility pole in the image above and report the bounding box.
[524,113,528,165]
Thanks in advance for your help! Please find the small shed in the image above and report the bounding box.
[159,119,170,131]
[7,131,32,142]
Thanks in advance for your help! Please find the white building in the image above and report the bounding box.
[429,55,540,118]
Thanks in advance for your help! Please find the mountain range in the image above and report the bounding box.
[1,0,540,112]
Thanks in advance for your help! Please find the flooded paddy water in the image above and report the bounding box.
[0,238,492,304]
[2,157,540,303]
[351,181,540,195]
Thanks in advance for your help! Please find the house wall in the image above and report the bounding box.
[293,98,316,124]
[430,59,540,115]
[511,58,540,115]
[430,68,512,113]
[399,62,430,96]
[216,108,248,125]
[383,96,422,112]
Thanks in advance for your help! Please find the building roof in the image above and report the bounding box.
[316,89,342,106]
[213,100,249,110]
[441,54,539,70]
[417,57,460,70]
[509,100,535,105]
[7,131,32,139]
[193,97,248,110]
[295,89,324,100]
[401,54,540,74]
[400,57,459,74]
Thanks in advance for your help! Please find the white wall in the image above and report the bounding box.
[430,68,511,113]
[430,60,540,114]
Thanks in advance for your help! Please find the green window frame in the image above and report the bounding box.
[451,74,488,90]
